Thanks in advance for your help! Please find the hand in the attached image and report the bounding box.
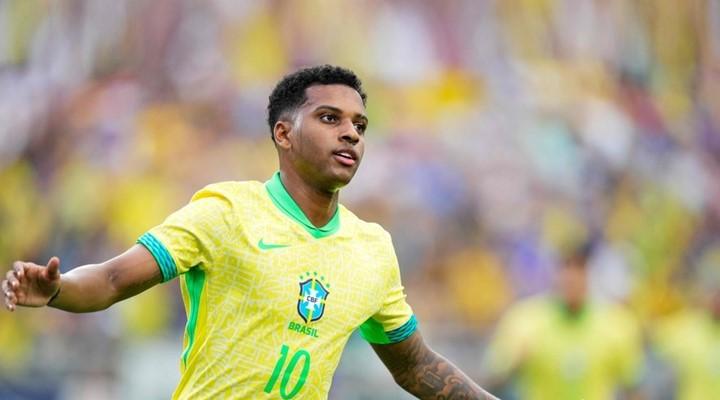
[2,257,61,311]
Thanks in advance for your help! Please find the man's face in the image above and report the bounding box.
[283,84,367,192]
[557,259,588,312]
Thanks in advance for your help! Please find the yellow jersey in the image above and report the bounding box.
[483,296,643,400]
[137,172,416,399]
[653,309,720,400]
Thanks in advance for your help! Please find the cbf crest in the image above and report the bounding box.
[297,272,330,323]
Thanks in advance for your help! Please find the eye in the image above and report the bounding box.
[320,114,338,123]
[354,122,367,134]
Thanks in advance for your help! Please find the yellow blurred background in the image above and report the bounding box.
[0,1,718,399]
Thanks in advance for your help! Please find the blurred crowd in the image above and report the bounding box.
[0,0,719,399]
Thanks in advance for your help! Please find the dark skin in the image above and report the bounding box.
[373,332,498,399]
[2,83,499,400]
[272,84,368,227]
[2,247,160,313]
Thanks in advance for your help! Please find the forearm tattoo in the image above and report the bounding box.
[374,333,499,400]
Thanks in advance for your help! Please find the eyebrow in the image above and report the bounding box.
[314,105,368,124]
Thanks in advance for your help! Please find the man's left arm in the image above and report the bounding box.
[371,330,500,400]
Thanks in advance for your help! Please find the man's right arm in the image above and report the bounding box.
[2,244,162,313]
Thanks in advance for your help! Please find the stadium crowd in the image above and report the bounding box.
[0,1,718,399]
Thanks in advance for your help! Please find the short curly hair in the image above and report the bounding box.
[267,65,367,141]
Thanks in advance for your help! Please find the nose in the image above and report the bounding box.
[340,120,360,145]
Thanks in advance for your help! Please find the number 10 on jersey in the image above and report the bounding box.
[264,344,311,399]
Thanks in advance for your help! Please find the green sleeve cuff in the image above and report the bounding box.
[359,315,418,344]
[137,232,178,282]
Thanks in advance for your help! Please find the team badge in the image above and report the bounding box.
[297,272,330,323]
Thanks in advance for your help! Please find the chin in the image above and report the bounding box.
[335,162,360,179]
[325,168,356,191]
[332,174,353,190]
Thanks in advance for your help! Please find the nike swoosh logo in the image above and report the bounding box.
[258,239,290,250]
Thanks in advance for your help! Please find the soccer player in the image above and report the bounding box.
[482,241,644,400]
[2,65,499,400]
[651,254,720,399]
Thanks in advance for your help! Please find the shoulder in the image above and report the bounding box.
[506,295,554,320]
[191,180,265,204]
[491,296,552,340]
[653,309,702,342]
[589,302,639,332]
[181,181,266,224]
[339,205,393,246]
[583,302,642,347]
[495,295,559,334]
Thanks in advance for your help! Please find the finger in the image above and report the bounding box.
[6,271,19,289]
[3,290,13,310]
[2,280,16,311]
[46,257,60,280]
[5,295,15,311]
[4,273,16,293]
[6,290,17,305]
[4,273,13,293]
[12,261,25,280]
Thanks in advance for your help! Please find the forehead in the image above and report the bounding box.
[302,84,365,113]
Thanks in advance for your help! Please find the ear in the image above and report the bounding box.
[273,120,293,150]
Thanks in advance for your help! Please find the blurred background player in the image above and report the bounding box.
[482,240,645,400]
[650,245,720,399]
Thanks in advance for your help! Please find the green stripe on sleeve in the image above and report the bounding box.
[181,267,205,366]
[386,315,418,343]
[359,315,418,344]
[137,232,178,282]
[359,318,390,344]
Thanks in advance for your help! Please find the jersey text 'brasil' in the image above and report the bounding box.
[137,172,416,399]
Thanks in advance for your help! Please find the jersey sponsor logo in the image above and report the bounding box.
[297,272,329,323]
[258,238,290,250]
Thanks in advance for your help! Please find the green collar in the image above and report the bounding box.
[554,297,589,322]
[264,171,340,239]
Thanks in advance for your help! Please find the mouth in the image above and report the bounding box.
[332,149,358,167]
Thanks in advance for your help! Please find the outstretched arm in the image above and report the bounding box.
[2,244,162,313]
[372,330,500,400]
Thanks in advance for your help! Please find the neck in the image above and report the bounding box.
[279,168,339,227]
[558,298,586,319]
